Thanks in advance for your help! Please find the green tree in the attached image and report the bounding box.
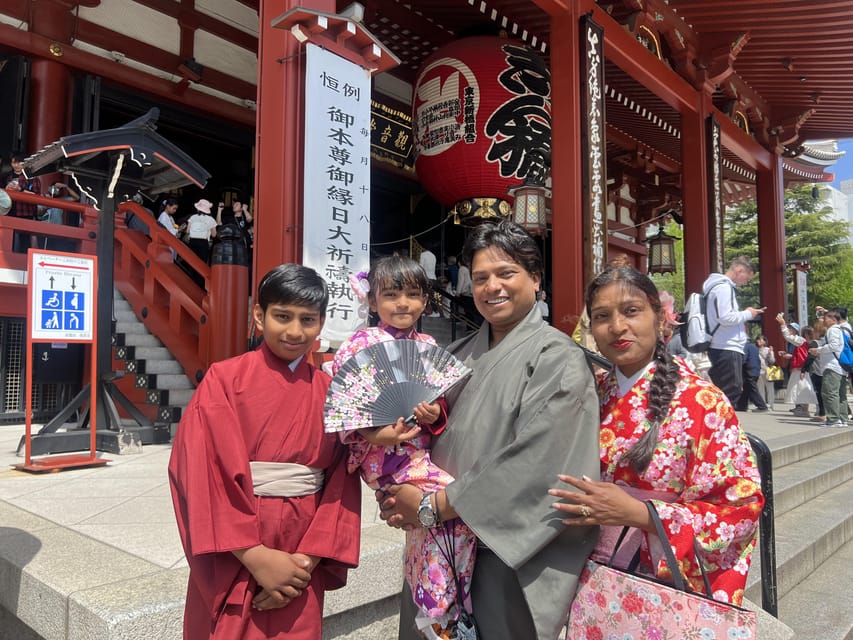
[724,183,853,314]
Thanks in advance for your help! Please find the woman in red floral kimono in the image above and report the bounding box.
[551,266,764,605]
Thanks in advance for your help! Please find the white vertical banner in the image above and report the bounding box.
[303,43,372,347]
[795,268,808,328]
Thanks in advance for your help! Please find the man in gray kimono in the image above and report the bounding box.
[380,220,600,639]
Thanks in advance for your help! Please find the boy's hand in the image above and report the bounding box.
[234,545,312,608]
[251,553,320,610]
[412,401,440,425]
[361,419,421,446]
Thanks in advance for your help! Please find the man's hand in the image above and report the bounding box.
[360,419,421,446]
[375,483,421,530]
[747,306,765,319]
[412,401,440,425]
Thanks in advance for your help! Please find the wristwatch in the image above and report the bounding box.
[417,492,439,528]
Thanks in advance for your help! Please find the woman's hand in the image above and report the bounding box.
[375,483,421,530]
[360,419,422,446]
[549,474,652,531]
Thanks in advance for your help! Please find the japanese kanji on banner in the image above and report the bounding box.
[303,43,372,347]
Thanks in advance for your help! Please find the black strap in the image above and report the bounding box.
[705,280,733,338]
[606,501,716,596]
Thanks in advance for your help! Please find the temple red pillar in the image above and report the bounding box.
[28,59,70,155]
[756,153,786,348]
[549,5,585,335]
[26,0,72,157]
[681,96,712,295]
[253,0,335,293]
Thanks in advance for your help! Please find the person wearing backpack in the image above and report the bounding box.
[702,256,765,407]
[809,309,849,427]
[818,305,853,421]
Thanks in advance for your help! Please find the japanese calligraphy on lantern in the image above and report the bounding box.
[304,43,371,346]
[412,36,551,209]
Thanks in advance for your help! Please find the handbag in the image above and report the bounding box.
[766,364,783,381]
[568,501,756,639]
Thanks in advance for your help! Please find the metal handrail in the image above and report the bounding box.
[746,433,778,616]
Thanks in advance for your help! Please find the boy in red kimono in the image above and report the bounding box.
[169,264,361,640]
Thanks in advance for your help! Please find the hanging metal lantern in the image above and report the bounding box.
[509,185,547,235]
[647,224,677,274]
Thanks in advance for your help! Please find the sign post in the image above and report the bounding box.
[15,249,108,472]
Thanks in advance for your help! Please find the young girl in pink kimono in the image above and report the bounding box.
[331,255,476,640]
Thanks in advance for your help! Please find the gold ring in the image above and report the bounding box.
[580,504,591,518]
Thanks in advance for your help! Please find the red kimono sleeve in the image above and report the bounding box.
[168,364,261,557]
[295,439,362,590]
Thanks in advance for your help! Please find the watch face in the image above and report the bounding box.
[418,506,437,527]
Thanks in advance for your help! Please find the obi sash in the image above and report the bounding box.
[249,461,324,497]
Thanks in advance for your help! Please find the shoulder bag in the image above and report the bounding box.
[567,501,757,638]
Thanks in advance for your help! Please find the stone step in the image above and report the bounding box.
[114,321,151,335]
[776,538,853,640]
[114,309,138,322]
[140,359,184,375]
[771,440,853,517]
[122,333,164,348]
[144,374,194,390]
[769,427,853,470]
[747,476,853,604]
[130,346,173,361]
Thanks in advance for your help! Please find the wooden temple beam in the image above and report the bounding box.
[0,22,256,127]
[591,4,696,113]
[530,0,569,15]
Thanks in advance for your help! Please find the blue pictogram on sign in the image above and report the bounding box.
[42,290,63,310]
[40,290,88,331]
[64,292,84,311]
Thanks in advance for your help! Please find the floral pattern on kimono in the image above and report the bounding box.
[331,322,476,620]
[597,358,764,605]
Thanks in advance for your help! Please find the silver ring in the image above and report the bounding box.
[580,504,591,518]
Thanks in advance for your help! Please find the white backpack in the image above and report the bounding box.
[679,282,730,353]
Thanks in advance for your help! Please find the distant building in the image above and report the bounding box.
[816,183,852,246]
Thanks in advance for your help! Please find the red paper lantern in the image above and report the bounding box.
[413,36,551,220]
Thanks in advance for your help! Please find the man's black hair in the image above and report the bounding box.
[461,219,543,279]
[257,264,328,315]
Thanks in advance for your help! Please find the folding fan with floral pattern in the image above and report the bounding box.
[324,339,471,432]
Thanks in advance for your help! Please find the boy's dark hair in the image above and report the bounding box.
[461,219,543,279]
[832,306,848,321]
[367,255,430,298]
[257,264,328,315]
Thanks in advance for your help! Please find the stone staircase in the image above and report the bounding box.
[112,290,195,435]
[745,425,853,639]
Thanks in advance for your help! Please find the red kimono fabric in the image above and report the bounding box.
[169,344,361,639]
[597,358,764,605]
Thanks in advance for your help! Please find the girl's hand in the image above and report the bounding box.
[549,474,652,531]
[412,401,440,425]
[360,419,421,446]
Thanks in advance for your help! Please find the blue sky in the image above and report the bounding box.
[830,138,853,188]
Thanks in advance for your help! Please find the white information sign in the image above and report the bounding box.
[796,268,809,328]
[29,251,96,342]
[303,43,371,347]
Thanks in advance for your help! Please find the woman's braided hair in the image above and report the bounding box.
[585,266,682,473]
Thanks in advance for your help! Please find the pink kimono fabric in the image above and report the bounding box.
[332,323,476,619]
